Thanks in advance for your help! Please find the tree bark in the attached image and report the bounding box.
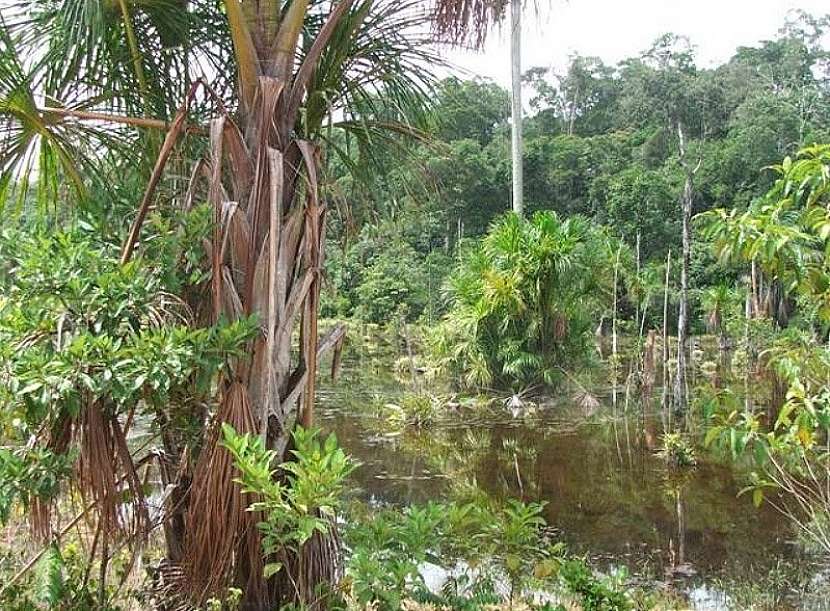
[661,249,671,412]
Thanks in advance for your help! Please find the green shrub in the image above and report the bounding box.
[432,212,608,390]
[222,425,356,586]
[0,230,255,523]
[380,393,442,428]
[343,498,567,609]
[559,559,631,611]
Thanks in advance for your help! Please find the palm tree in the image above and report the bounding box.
[436,211,606,390]
[1,0,512,607]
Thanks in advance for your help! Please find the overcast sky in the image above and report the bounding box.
[443,0,829,85]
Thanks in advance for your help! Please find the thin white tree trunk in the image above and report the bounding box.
[661,249,671,416]
[673,122,700,413]
[634,231,645,340]
[510,0,523,216]
[612,246,620,409]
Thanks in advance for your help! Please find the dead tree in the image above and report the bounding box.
[672,122,701,413]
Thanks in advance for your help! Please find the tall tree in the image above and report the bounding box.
[510,0,523,215]
[618,34,702,412]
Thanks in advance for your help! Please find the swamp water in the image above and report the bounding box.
[316,345,830,610]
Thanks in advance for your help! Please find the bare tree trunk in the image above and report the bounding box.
[510,0,523,216]
[751,259,760,317]
[401,315,420,394]
[635,232,641,335]
[612,246,621,409]
[673,123,700,413]
[661,249,672,413]
[744,287,754,414]
[567,83,578,136]
[642,329,656,405]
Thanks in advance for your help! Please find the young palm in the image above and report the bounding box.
[438,211,603,390]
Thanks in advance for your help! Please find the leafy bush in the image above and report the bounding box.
[352,242,429,324]
[0,230,256,521]
[222,425,356,584]
[432,212,608,390]
[343,499,567,609]
[344,502,447,609]
[0,446,72,524]
[559,559,631,611]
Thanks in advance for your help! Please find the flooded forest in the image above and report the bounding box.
[1,1,830,610]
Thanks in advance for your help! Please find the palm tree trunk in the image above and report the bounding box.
[510,0,523,216]
[180,5,360,605]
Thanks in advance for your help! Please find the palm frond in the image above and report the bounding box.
[431,0,508,48]
[0,21,129,219]
[305,0,444,181]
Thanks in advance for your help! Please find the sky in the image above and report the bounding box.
[443,0,829,85]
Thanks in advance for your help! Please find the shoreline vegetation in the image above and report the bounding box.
[1,2,830,609]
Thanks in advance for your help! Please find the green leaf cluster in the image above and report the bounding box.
[221,425,356,582]
[343,498,570,609]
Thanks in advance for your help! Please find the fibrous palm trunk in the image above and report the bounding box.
[168,2,357,606]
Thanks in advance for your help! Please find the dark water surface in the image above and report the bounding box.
[316,349,826,609]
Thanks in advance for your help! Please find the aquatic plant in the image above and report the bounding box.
[657,433,697,468]
[380,394,444,428]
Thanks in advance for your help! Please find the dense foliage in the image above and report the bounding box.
[0,229,255,524]
[433,211,609,389]
[325,14,830,332]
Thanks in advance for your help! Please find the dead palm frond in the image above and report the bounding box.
[75,402,149,541]
[432,0,509,48]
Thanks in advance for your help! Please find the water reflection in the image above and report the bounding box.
[316,351,818,608]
